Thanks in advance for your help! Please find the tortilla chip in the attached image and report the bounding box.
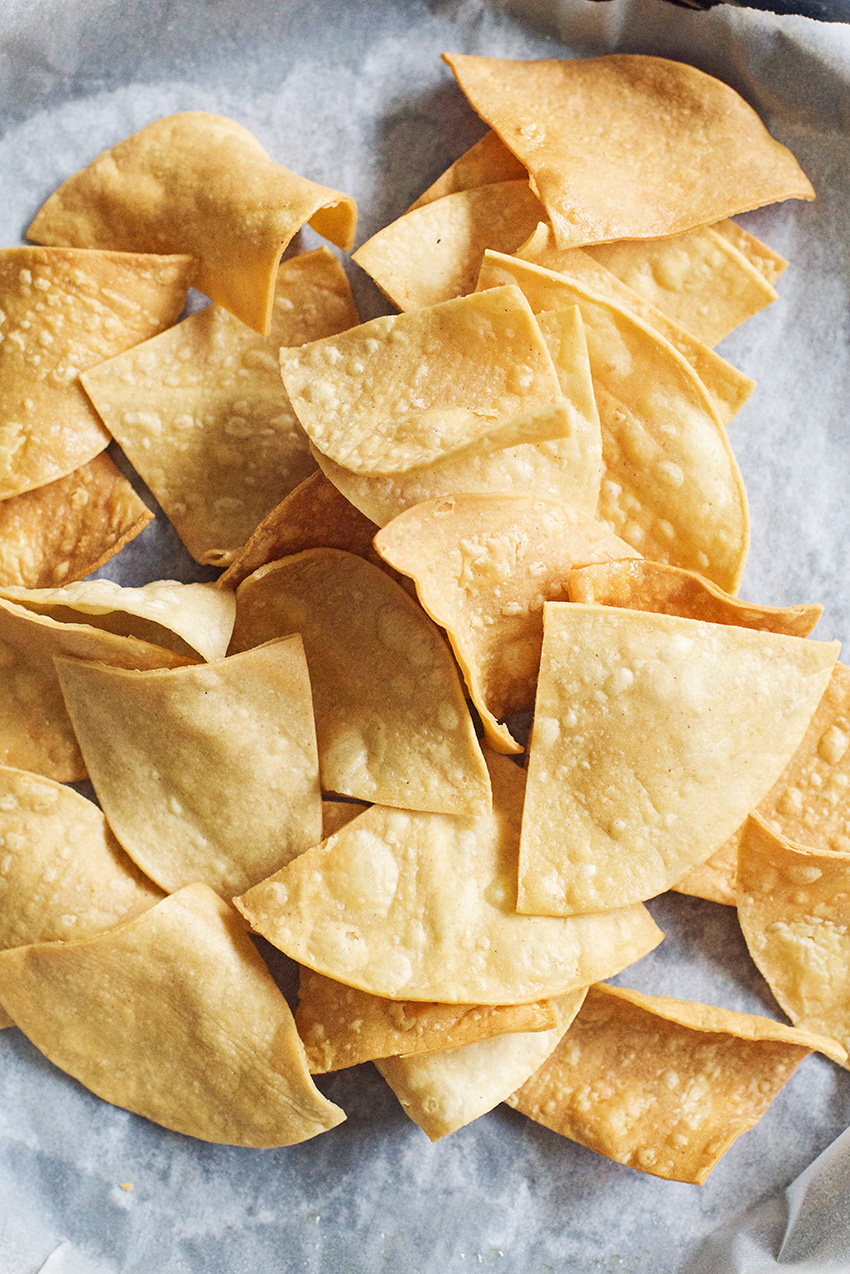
[0,884,346,1145]
[477,251,749,592]
[508,984,842,1183]
[296,966,558,1074]
[235,751,663,1004]
[408,130,527,210]
[0,578,235,663]
[81,249,360,566]
[443,54,814,251]
[0,452,151,589]
[0,247,194,499]
[568,560,822,638]
[229,548,491,815]
[377,989,586,1141]
[673,836,740,909]
[28,112,356,335]
[321,798,369,839]
[738,815,850,1065]
[374,493,638,753]
[55,636,322,896]
[0,595,189,782]
[518,604,839,916]
[715,219,788,287]
[353,181,544,311]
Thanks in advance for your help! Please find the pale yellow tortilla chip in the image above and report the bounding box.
[377,989,586,1141]
[28,112,356,335]
[0,452,152,589]
[738,815,850,1065]
[234,750,663,1004]
[715,219,788,286]
[229,549,491,815]
[374,493,639,753]
[353,181,544,311]
[477,251,749,592]
[55,636,322,897]
[408,130,527,210]
[279,286,567,476]
[508,984,842,1183]
[0,884,346,1145]
[81,249,360,566]
[321,798,370,839]
[443,54,814,250]
[0,247,194,499]
[518,604,839,916]
[296,966,558,1074]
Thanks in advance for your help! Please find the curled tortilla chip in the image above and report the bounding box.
[55,636,322,897]
[518,604,839,916]
[28,112,356,335]
[508,984,842,1183]
[0,247,194,499]
[443,54,814,250]
[296,966,557,1074]
[81,249,360,566]
[408,130,527,210]
[0,884,346,1146]
[235,751,663,1004]
[375,493,638,752]
[0,452,151,589]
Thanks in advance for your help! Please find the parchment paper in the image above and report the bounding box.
[1,1,849,1271]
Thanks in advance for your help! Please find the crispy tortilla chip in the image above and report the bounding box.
[477,251,749,591]
[235,751,663,1004]
[738,815,850,1064]
[353,181,544,311]
[0,247,194,499]
[568,560,822,638]
[377,989,586,1141]
[296,966,558,1074]
[0,452,151,589]
[443,54,814,251]
[0,578,235,662]
[55,636,322,896]
[321,798,369,839]
[518,604,839,916]
[715,219,788,286]
[28,112,356,335]
[229,549,491,814]
[81,249,360,565]
[375,494,638,753]
[0,884,345,1145]
[408,130,527,210]
[508,984,842,1183]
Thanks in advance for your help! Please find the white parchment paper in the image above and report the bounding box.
[1,1,850,1271]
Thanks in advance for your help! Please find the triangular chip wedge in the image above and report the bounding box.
[443,54,814,251]
[408,130,528,211]
[0,884,346,1146]
[374,494,639,753]
[0,578,235,663]
[352,181,544,312]
[0,451,152,589]
[518,604,839,916]
[376,989,586,1141]
[714,219,788,287]
[507,984,843,1183]
[296,966,558,1074]
[234,751,663,1004]
[28,112,357,335]
[0,596,189,782]
[55,636,322,897]
[0,247,194,500]
[229,549,491,815]
[738,814,850,1065]
[81,249,360,566]
[279,286,565,476]
[477,251,749,591]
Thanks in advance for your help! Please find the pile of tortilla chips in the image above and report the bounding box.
[0,53,846,1183]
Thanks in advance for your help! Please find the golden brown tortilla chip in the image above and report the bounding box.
[81,249,360,566]
[229,549,491,814]
[0,884,346,1145]
[443,54,814,250]
[0,247,194,499]
[28,112,356,335]
[508,984,842,1183]
[408,130,527,210]
[55,636,322,897]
